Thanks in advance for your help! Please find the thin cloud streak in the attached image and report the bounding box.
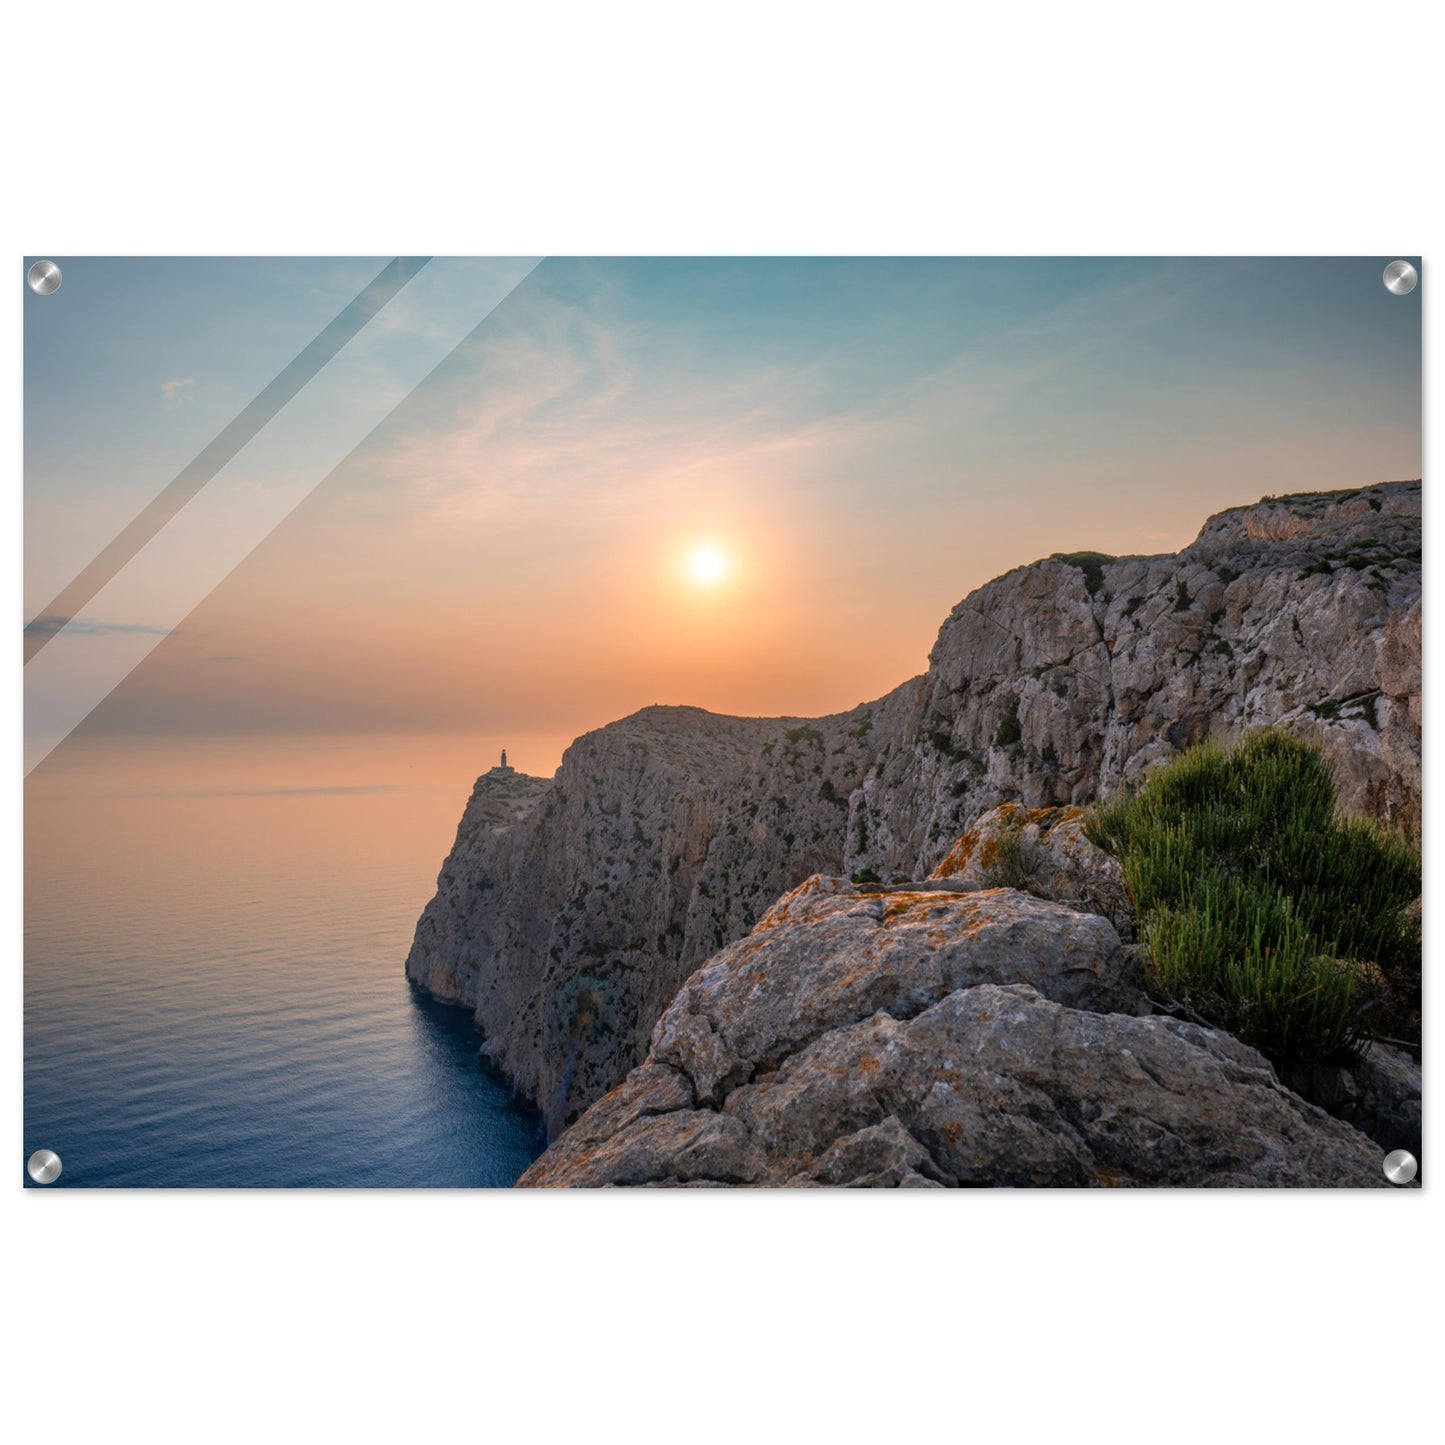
[24,615,173,639]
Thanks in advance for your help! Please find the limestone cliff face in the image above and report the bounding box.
[406,691,919,1133]
[405,769,554,1007]
[847,480,1421,881]
[407,479,1421,1126]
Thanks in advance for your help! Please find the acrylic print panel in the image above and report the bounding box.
[22,256,1422,1189]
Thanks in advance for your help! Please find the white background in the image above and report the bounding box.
[3,3,1439,1440]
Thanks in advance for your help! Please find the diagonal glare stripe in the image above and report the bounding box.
[23,255,432,663]
[24,256,542,776]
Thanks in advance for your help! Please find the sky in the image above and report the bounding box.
[24,256,1422,777]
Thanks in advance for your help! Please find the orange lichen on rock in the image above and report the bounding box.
[932,803,1090,881]
[932,830,982,878]
[921,802,1133,939]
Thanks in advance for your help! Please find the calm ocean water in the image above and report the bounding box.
[23,735,547,1188]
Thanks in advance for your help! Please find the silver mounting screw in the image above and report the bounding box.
[27,260,62,295]
[27,1149,63,1184]
[1382,260,1418,296]
[1382,1149,1418,1185]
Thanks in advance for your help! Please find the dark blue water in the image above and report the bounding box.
[24,739,546,1187]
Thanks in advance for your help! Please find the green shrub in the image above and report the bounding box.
[1052,550,1114,597]
[1086,730,1420,1064]
[994,693,1022,747]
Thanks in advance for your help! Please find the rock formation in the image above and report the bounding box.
[407,479,1421,1136]
[519,874,1392,1188]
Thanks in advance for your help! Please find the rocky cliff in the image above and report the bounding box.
[406,479,1421,1133]
[406,691,920,1133]
[848,479,1421,883]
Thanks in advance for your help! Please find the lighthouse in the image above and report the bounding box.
[486,747,516,779]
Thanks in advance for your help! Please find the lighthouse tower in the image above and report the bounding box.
[486,747,516,779]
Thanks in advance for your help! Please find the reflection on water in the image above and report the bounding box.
[24,734,546,1188]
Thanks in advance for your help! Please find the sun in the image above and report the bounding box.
[685,543,730,587]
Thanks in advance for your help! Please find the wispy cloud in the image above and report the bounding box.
[377,277,877,532]
[23,615,173,639]
[161,376,195,403]
[360,257,1231,570]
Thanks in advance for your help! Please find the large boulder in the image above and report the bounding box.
[645,876,1146,1105]
[522,984,1392,1189]
[520,877,1393,1188]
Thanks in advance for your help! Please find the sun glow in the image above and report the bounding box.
[685,543,730,587]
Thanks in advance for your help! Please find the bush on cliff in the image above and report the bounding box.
[1087,730,1420,1064]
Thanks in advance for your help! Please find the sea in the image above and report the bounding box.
[23,733,550,1188]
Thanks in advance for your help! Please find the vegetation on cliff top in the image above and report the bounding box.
[1051,550,1114,597]
[1087,731,1420,1065]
